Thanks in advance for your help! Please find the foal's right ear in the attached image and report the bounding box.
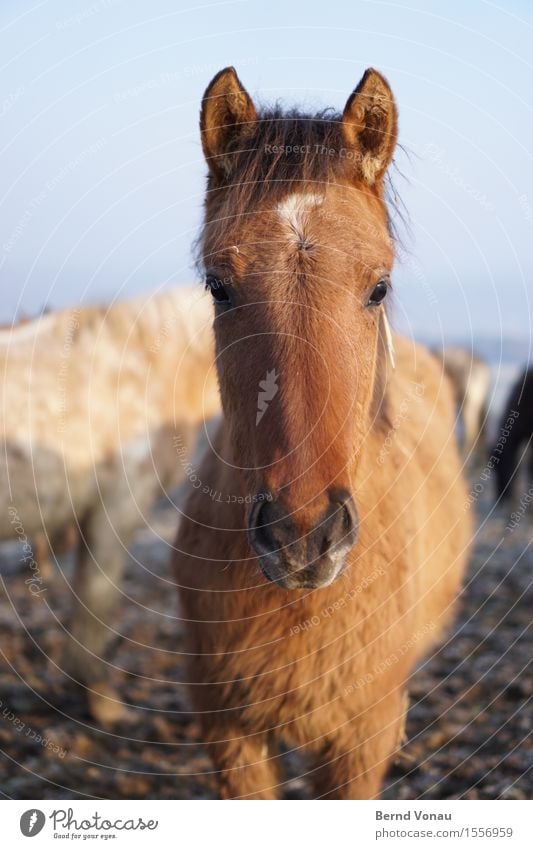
[200,67,257,180]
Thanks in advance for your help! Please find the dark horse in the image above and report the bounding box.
[173,67,471,799]
[494,366,533,502]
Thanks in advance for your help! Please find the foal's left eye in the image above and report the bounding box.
[366,277,390,307]
[205,275,232,307]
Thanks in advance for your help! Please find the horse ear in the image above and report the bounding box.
[341,68,398,186]
[200,67,257,180]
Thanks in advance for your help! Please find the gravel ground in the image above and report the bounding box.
[0,474,531,800]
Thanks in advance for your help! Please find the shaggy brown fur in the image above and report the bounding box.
[173,67,471,799]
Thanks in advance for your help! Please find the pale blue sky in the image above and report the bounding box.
[1,0,532,346]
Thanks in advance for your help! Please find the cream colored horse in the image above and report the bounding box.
[1,286,218,715]
[435,346,491,460]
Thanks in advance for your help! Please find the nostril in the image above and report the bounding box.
[319,534,333,558]
[325,490,358,556]
[341,499,357,537]
[247,498,279,560]
[248,498,266,530]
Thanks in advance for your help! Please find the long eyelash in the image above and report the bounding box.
[382,312,395,369]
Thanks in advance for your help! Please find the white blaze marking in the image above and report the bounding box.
[275,192,323,240]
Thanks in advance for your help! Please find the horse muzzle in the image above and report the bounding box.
[247,488,358,589]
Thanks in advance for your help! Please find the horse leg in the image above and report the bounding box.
[61,501,134,720]
[309,691,408,799]
[205,729,281,799]
[33,531,55,583]
[462,398,482,459]
[528,442,533,498]
[475,400,489,461]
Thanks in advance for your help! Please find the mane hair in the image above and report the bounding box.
[196,105,406,270]
[208,107,346,209]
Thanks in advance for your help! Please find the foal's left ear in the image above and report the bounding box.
[341,69,398,186]
[200,66,257,180]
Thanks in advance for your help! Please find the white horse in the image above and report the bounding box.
[0,286,218,717]
[436,346,491,460]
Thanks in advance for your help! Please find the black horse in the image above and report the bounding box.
[494,366,533,502]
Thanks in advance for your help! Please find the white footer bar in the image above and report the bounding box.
[3,799,531,848]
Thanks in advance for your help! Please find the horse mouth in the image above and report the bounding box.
[258,553,348,590]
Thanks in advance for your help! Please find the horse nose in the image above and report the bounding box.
[247,489,358,573]
[247,498,295,567]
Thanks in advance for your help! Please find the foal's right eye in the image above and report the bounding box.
[205,275,232,307]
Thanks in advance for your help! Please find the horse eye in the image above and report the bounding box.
[367,278,389,307]
[205,275,231,306]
